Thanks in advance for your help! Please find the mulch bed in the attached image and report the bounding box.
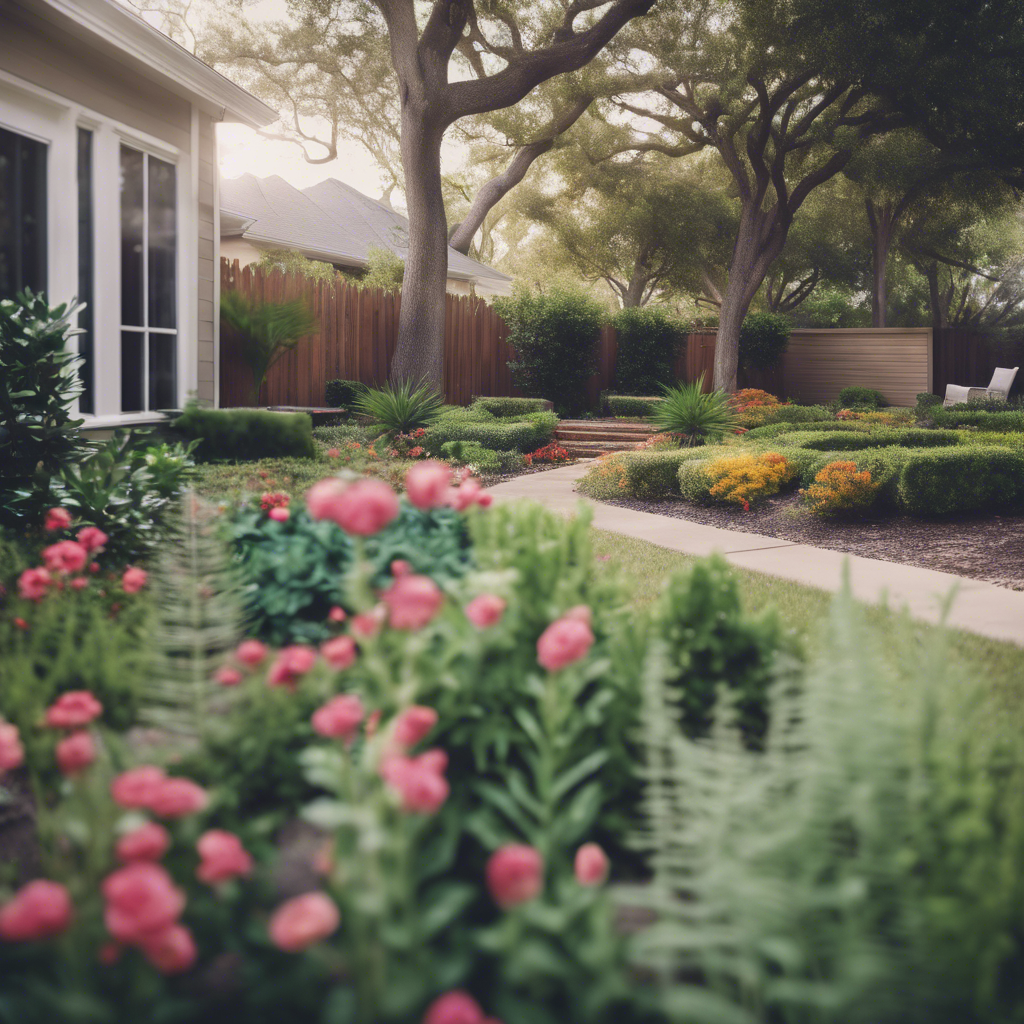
[598,491,1024,591]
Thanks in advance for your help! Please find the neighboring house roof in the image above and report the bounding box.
[18,0,277,127]
[220,173,513,288]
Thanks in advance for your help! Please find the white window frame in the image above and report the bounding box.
[0,69,197,427]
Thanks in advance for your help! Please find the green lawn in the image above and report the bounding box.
[591,528,1024,724]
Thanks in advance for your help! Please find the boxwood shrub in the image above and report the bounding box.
[931,407,1024,432]
[606,396,663,418]
[423,413,556,454]
[795,429,961,452]
[470,397,551,418]
[838,385,888,409]
[896,447,1024,515]
[324,379,367,408]
[738,404,832,428]
[174,407,315,461]
[742,421,872,441]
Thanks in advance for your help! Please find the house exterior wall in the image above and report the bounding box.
[0,2,209,424]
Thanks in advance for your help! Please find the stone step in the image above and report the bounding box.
[558,419,652,431]
[554,428,656,442]
[558,440,642,456]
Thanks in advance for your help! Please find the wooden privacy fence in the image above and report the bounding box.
[218,260,1021,408]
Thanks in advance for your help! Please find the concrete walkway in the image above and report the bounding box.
[488,463,1024,648]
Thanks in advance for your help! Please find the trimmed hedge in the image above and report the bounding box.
[471,397,552,418]
[174,407,315,461]
[838,386,887,409]
[439,441,525,474]
[324,379,367,408]
[896,447,1024,515]
[795,429,961,452]
[424,411,557,454]
[577,448,709,500]
[606,396,663,418]
[611,306,686,394]
[931,407,1024,432]
[742,421,872,441]
[738,404,832,428]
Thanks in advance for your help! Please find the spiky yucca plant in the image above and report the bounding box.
[354,379,443,435]
[652,375,740,447]
[137,494,245,746]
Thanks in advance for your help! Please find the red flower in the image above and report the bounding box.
[122,567,147,593]
[307,478,399,536]
[574,843,609,886]
[102,863,185,944]
[235,639,268,668]
[380,751,449,814]
[326,448,340,458]
[56,731,96,776]
[351,605,386,638]
[116,822,171,863]
[393,706,438,748]
[327,605,347,623]
[0,722,25,773]
[18,567,52,601]
[111,766,167,809]
[76,526,108,553]
[311,694,365,740]
[214,665,243,687]
[321,635,358,670]
[382,575,444,630]
[139,922,197,974]
[148,778,208,818]
[42,540,88,575]
[195,830,253,884]
[269,506,290,522]
[536,617,594,672]
[486,845,543,908]
[0,880,73,941]
[267,645,318,688]
[422,991,487,1024]
[44,507,72,532]
[45,690,103,729]
[464,594,506,629]
[268,892,340,952]
[391,558,412,578]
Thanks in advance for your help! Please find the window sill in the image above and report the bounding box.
[79,412,173,430]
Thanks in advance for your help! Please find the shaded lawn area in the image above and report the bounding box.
[591,528,1024,726]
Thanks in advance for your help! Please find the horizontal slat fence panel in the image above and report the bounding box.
[932,328,1024,399]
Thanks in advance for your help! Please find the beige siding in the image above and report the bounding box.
[783,329,932,407]
[1,4,190,149]
[196,112,217,404]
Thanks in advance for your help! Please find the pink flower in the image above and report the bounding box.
[148,778,208,818]
[268,506,290,522]
[267,645,318,688]
[196,830,253,884]
[382,575,444,630]
[45,691,103,729]
[321,635,358,670]
[465,594,506,629]
[536,617,594,672]
[45,507,73,532]
[268,892,340,952]
[307,478,399,536]
[70,577,89,591]
[56,731,96,776]
[391,559,412,578]
[351,606,386,637]
[102,863,185,944]
[406,461,452,510]
[214,666,243,687]
[139,923,197,974]
[450,477,492,511]
[76,526,109,553]
[393,706,438,748]
[422,991,486,1024]
[111,766,167,809]
[0,722,25,773]
[326,448,340,458]
[380,751,449,814]
[327,605,347,623]
[116,822,171,863]
[311,694,365,740]
[574,843,609,886]
[0,880,73,941]
[486,845,543,908]
[122,567,147,593]
[235,639,268,668]
[18,567,52,601]
[42,540,88,575]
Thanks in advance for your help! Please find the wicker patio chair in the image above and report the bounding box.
[943,366,1019,407]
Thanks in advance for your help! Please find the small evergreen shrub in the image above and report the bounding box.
[916,392,942,412]
[739,312,791,370]
[796,429,960,451]
[895,447,1024,515]
[742,420,871,440]
[439,440,524,475]
[801,461,882,516]
[470,397,551,417]
[606,396,662,418]
[174,406,316,461]
[496,287,604,415]
[424,410,556,454]
[324,379,368,408]
[611,306,686,395]
[931,406,1024,431]
[838,385,888,409]
[737,403,832,428]
[578,448,709,500]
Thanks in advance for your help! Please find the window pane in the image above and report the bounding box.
[77,127,94,413]
[0,126,47,300]
[121,331,143,412]
[148,156,176,329]
[149,333,176,409]
[120,146,144,326]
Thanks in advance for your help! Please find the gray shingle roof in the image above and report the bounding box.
[220,173,511,286]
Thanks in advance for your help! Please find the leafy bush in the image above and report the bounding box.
[728,388,782,412]
[354,379,444,435]
[611,306,686,394]
[837,407,916,426]
[680,452,796,509]
[652,376,741,446]
[742,420,871,440]
[739,312,791,370]
[916,392,942,412]
[220,291,317,403]
[439,441,525,475]
[838,385,888,409]
[801,460,882,516]
[895,446,1024,516]
[470,397,551,418]
[795,428,960,451]
[525,441,573,464]
[737,403,832,428]
[578,448,708,500]
[0,291,89,527]
[424,411,556,454]
[224,498,472,644]
[174,406,316,461]
[496,287,604,415]
[324,378,368,408]
[931,406,1024,431]
[606,395,662,418]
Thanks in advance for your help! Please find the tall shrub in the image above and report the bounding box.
[612,306,686,394]
[739,312,791,371]
[495,287,604,415]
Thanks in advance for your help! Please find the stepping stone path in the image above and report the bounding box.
[554,419,658,458]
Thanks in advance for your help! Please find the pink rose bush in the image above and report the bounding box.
[486,844,544,908]
[195,830,253,884]
[0,880,73,940]
[268,892,340,952]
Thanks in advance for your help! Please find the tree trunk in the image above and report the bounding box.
[713,206,786,392]
[389,114,448,390]
[867,200,895,328]
[925,261,949,329]
[621,268,649,307]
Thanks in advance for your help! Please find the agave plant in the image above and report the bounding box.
[652,375,740,447]
[354,379,444,435]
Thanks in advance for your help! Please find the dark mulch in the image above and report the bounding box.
[598,491,1024,591]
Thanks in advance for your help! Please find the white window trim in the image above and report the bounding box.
[0,68,197,425]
